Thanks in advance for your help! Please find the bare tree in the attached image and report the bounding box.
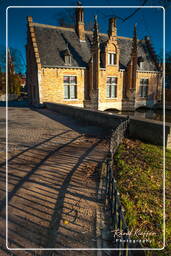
[55,3,94,30]
[0,46,25,74]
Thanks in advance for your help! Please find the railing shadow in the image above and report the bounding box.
[32,107,110,139]
[0,106,111,252]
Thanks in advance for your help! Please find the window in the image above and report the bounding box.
[64,55,71,65]
[138,56,144,70]
[64,76,77,99]
[108,53,116,65]
[140,79,148,97]
[106,77,117,98]
[139,61,143,69]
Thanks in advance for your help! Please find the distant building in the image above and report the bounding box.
[0,71,6,97]
[26,3,162,110]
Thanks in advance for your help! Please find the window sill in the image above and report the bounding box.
[64,99,78,101]
[106,97,118,99]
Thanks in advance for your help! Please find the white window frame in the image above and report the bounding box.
[64,76,77,99]
[139,78,148,98]
[106,76,117,98]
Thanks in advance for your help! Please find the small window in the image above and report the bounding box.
[138,56,144,70]
[108,53,116,65]
[64,76,77,99]
[139,62,143,69]
[64,55,71,65]
[140,79,148,97]
[106,77,117,98]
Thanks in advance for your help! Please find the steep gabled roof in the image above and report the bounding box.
[34,25,91,68]
[33,23,159,71]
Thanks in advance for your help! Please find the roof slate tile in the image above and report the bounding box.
[34,25,158,71]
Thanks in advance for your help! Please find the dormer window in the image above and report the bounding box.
[65,55,71,65]
[63,47,71,65]
[108,53,116,65]
[138,56,144,70]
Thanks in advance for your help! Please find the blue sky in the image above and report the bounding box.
[0,0,171,73]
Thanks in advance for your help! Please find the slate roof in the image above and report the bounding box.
[34,24,159,71]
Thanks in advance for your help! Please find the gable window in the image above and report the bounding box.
[140,79,148,97]
[108,53,116,65]
[106,77,117,98]
[64,76,77,99]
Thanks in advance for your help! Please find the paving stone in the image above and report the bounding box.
[0,107,109,255]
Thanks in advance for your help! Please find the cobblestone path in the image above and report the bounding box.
[0,107,109,256]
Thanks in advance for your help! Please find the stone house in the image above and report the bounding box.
[26,4,162,111]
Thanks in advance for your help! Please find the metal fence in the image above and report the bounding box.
[102,117,130,256]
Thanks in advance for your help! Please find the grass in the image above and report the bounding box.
[113,139,171,255]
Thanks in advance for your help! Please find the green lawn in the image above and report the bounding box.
[113,139,171,255]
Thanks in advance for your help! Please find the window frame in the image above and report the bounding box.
[106,76,117,99]
[64,76,77,100]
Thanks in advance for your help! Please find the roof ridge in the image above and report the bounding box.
[85,31,133,40]
[32,22,75,32]
[33,23,135,41]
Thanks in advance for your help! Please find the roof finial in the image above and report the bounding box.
[131,23,137,56]
[133,23,137,39]
[108,17,117,37]
[93,15,99,45]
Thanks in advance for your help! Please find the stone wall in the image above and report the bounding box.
[129,117,171,148]
[45,102,171,149]
[40,68,85,107]
[45,102,126,129]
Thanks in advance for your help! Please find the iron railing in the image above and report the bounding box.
[102,117,130,256]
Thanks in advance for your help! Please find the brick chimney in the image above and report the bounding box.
[75,1,85,41]
[108,17,117,38]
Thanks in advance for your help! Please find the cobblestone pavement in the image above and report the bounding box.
[0,107,109,256]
